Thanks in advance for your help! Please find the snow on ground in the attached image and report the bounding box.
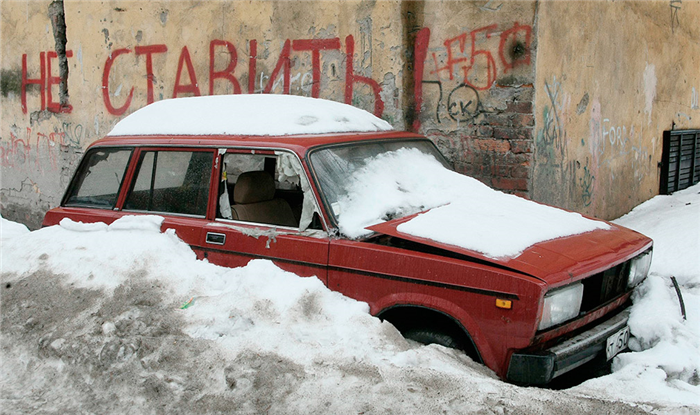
[569,183,700,407]
[1,185,699,414]
[107,95,393,137]
[1,214,29,242]
[336,148,609,258]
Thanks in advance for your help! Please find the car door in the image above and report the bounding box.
[199,148,330,284]
[118,147,217,255]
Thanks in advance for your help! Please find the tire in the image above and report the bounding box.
[403,328,462,350]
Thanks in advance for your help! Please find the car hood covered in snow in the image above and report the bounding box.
[367,212,653,285]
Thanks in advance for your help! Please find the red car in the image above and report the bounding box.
[43,95,652,385]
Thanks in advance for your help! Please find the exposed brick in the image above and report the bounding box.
[483,113,513,127]
[506,101,533,114]
[477,125,493,137]
[493,127,516,140]
[477,138,510,153]
[512,113,535,127]
[510,140,533,154]
[488,85,534,104]
[492,177,529,191]
[510,163,531,179]
[493,127,533,140]
[511,191,530,199]
[491,164,509,177]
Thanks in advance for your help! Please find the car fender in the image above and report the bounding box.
[372,292,498,369]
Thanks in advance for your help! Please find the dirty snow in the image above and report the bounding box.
[107,94,393,137]
[336,148,609,258]
[1,184,699,414]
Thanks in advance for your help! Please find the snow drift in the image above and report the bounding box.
[1,184,699,413]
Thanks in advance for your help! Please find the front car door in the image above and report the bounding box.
[200,148,330,283]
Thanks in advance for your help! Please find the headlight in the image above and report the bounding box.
[628,249,652,288]
[538,283,583,331]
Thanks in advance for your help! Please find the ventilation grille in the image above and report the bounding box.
[660,130,700,194]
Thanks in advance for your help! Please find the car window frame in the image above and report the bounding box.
[120,147,218,219]
[213,147,329,234]
[61,146,135,210]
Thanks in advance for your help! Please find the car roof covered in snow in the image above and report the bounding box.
[107,94,393,137]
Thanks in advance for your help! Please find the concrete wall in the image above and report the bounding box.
[533,0,700,219]
[1,1,697,228]
[1,0,407,228]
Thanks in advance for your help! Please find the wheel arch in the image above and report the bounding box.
[374,294,500,366]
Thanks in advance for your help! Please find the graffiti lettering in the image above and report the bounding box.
[578,158,595,207]
[412,27,431,130]
[1,124,84,172]
[602,119,630,149]
[135,44,168,103]
[447,84,482,123]
[292,38,341,98]
[498,22,532,72]
[96,37,384,117]
[429,22,532,90]
[209,40,241,95]
[670,0,682,33]
[173,46,201,97]
[22,51,74,114]
[541,76,565,148]
[345,35,384,116]
[102,48,135,115]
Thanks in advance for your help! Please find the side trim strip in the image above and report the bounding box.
[195,246,519,300]
[329,266,520,300]
[197,245,328,270]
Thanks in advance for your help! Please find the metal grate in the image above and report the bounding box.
[660,130,700,194]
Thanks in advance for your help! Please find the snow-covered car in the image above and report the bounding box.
[42,95,653,385]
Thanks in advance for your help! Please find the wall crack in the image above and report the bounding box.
[48,0,70,110]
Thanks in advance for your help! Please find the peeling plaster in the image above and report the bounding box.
[643,63,656,125]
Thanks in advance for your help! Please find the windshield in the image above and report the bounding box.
[309,139,611,259]
[309,139,452,236]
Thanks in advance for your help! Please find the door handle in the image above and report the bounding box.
[206,232,226,245]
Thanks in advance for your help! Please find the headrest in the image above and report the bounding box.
[234,171,276,204]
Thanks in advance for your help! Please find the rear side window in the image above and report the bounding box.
[124,150,214,216]
[64,148,132,209]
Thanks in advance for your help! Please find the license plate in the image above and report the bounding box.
[605,325,630,360]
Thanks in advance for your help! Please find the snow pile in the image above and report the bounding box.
[614,185,700,285]
[2,184,699,413]
[107,95,393,137]
[336,148,609,258]
[1,214,30,241]
[0,215,504,413]
[570,183,700,407]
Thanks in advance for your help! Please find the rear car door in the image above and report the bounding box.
[118,147,217,253]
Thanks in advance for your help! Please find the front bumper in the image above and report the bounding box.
[506,308,631,385]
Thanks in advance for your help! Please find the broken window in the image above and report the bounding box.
[63,147,132,209]
[217,151,322,230]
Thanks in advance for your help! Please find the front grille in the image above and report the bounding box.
[580,260,630,313]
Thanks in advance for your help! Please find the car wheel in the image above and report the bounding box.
[403,328,462,349]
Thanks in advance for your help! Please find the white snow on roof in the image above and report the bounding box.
[107,95,393,136]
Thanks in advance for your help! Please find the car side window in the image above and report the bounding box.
[124,150,213,216]
[63,148,132,209]
[217,152,322,230]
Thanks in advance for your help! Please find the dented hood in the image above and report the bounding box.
[366,213,652,285]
